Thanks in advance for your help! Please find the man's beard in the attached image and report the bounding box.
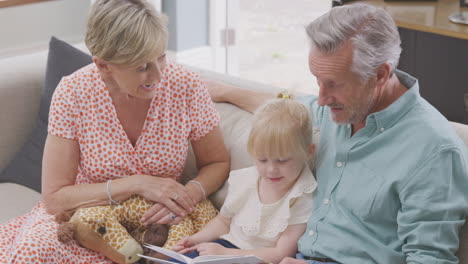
[329,92,375,125]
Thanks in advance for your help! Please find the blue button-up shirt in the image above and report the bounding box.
[297,70,468,264]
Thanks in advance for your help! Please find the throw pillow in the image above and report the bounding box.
[0,37,92,192]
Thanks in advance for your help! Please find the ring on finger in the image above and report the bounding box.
[171,192,179,201]
[168,212,176,220]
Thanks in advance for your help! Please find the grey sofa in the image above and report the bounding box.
[0,45,467,263]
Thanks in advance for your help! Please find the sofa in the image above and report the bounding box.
[0,41,467,262]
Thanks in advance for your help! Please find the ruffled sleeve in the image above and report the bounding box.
[287,166,316,225]
[288,193,314,225]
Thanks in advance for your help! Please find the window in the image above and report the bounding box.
[0,0,51,8]
[229,0,331,95]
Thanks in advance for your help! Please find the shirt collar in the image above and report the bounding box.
[365,70,420,131]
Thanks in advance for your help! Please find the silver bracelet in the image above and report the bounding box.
[188,180,206,201]
[106,179,121,205]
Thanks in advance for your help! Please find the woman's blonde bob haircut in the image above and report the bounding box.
[247,99,313,160]
[85,0,168,67]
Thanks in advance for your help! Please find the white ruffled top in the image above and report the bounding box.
[219,165,317,249]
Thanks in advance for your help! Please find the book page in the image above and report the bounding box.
[137,254,179,264]
[143,243,193,263]
[193,255,267,264]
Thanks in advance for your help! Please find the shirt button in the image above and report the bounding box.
[323,199,330,205]
[308,230,315,236]
[380,127,385,132]
[337,161,343,167]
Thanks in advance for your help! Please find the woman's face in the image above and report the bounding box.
[107,53,167,100]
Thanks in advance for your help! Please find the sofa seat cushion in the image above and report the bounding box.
[0,183,41,224]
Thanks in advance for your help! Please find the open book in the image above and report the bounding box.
[138,244,269,264]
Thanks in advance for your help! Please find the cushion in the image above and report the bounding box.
[0,37,92,192]
[181,102,255,209]
[0,50,47,173]
[0,183,42,224]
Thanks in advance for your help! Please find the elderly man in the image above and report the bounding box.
[206,4,468,264]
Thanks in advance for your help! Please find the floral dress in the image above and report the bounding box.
[0,62,220,263]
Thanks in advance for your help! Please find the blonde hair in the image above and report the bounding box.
[85,0,168,66]
[247,99,313,160]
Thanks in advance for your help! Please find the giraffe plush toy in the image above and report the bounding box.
[56,195,218,264]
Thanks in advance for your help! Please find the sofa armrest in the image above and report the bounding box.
[0,50,48,172]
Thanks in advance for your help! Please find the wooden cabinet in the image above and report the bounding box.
[398,28,468,124]
[348,0,468,124]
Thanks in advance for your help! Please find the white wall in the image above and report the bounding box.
[0,0,90,58]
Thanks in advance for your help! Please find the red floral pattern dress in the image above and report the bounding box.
[0,62,220,263]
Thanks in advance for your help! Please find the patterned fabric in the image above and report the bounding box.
[0,62,220,263]
[220,166,316,249]
[64,195,217,262]
[164,199,218,249]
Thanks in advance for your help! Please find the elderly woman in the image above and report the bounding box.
[0,0,229,263]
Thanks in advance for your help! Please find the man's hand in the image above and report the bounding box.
[202,78,274,113]
[279,257,308,264]
[203,79,228,103]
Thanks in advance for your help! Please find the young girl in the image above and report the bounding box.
[172,98,317,264]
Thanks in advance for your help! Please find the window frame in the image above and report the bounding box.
[0,0,51,8]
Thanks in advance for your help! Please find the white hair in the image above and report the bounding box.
[306,4,401,81]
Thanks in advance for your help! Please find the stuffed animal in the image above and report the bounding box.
[56,195,218,264]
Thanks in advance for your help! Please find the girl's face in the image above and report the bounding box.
[255,154,306,191]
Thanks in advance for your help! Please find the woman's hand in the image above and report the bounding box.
[136,175,195,224]
[142,203,186,225]
[172,236,199,254]
[141,177,204,225]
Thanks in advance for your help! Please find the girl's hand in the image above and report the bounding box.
[136,175,195,224]
[194,242,228,256]
[278,257,308,264]
[172,236,198,254]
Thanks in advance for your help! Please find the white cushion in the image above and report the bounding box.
[0,183,41,224]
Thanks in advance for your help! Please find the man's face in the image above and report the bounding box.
[309,43,377,124]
